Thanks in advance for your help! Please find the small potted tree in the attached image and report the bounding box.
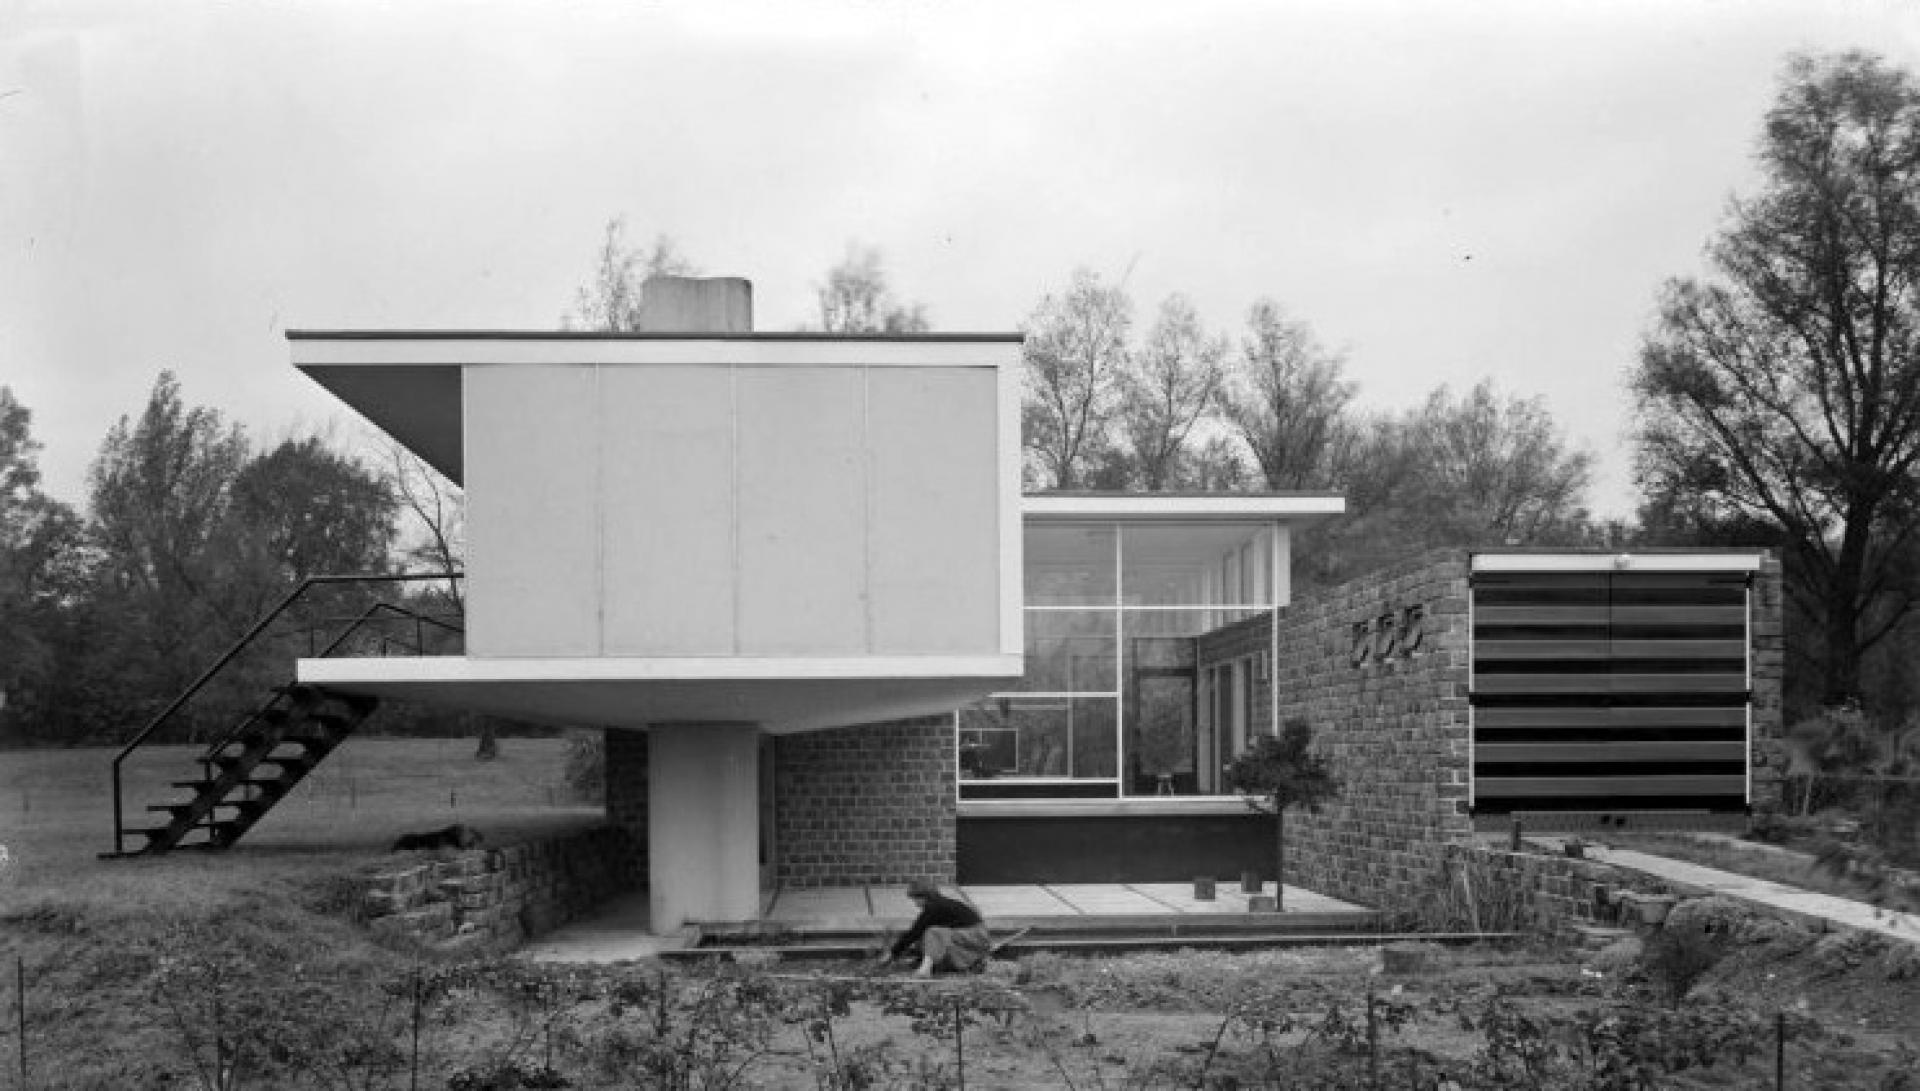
[1226,717,1340,911]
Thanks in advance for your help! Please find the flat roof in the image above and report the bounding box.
[1471,551,1767,573]
[290,331,1024,484]
[1023,493,1345,522]
[289,330,1024,343]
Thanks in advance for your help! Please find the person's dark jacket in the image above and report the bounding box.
[891,893,983,958]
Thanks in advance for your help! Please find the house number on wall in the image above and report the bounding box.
[1349,603,1426,667]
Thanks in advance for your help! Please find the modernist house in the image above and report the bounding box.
[112,276,1781,930]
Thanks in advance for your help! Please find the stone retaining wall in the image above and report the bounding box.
[1443,842,1686,934]
[360,826,640,951]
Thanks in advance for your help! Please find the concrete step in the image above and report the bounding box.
[1567,923,1635,950]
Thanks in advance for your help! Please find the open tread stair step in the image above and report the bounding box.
[119,684,379,856]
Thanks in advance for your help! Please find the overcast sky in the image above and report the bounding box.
[7,0,1920,518]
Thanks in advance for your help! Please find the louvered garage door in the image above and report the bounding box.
[1471,569,1750,818]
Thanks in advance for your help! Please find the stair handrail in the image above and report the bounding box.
[182,598,464,847]
[197,599,462,765]
[110,571,463,856]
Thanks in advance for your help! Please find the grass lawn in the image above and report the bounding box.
[0,736,606,1088]
[1,736,601,910]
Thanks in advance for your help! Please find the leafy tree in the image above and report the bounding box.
[88,371,252,716]
[0,387,85,741]
[1294,382,1593,591]
[1113,294,1227,490]
[1632,51,1920,705]
[563,218,697,331]
[1399,381,1593,545]
[229,437,396,589]
[1022,269,1132,490]
[1222,299,1354,491]
[813,244,930,333]
[1187,433,1252,492]
[1225,717,1340,910]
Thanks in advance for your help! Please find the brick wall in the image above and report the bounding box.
[603,728,649,880]
[1267,548,1477,911]
[1441,842,1686,934]
[1751,553,1787,812]
[773,715,956,888]
[1256,548,1785,916]
[360,826,640,951]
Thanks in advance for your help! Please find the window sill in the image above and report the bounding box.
[957,797,1260,818]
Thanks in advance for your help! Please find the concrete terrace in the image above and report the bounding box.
[522,882,1375,963]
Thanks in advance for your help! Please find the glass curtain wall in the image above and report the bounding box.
[959,521,1279,801]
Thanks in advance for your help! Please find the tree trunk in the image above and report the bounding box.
[1823,509,1872,706]
[475,719,499,761]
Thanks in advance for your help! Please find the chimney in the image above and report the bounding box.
[637,276,754,333]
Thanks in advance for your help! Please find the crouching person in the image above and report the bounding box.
[880,879,992,977]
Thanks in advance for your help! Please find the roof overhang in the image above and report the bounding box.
[290,330,1025,486]
[1471,551,1767,573]
[297,654,1023,734]
[1023,493,1346,524]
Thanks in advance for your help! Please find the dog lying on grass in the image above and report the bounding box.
[390,824,484,852]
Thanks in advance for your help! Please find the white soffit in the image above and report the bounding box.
[297,654,1024,734]
[290,332,1025,487]
[1471,552,1766,573]
[1023,494,1345,523]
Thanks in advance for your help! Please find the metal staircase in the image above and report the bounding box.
[105,573,461,858]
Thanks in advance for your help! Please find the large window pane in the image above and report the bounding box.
[1018,609,1117,693]
[1122,524,1278,607]
[1025,525,1116,605]
[1123,608,1271,796]
[959,696,1118,781]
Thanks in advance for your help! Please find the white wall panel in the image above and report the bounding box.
[868,368,999,653]
[601,367,735,655]
[735,367,867,654]
[465,365,600,656]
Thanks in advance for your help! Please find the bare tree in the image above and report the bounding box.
[386,443,463,612]
[1022,269,1132,490]
[1114,294,1227,490]
[1222,300,1354,491]
[562,218,697,332]
[814,243,930,333]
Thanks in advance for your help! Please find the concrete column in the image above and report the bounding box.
[647,723,761,931]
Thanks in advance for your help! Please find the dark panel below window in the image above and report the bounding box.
[957,814,1271,884]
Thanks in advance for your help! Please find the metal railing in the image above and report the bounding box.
[109,572,464,856]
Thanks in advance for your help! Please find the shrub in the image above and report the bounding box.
[563,732,604,803]
[1640,919,1727,1007]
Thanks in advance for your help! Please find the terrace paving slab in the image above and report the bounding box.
[522,882,1379,963]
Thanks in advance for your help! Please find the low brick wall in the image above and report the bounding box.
[774,715,956,888]
[1443,842,1686,934]
[361,826,640,951]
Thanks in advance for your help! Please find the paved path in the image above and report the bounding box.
[1578,843,1920,946]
